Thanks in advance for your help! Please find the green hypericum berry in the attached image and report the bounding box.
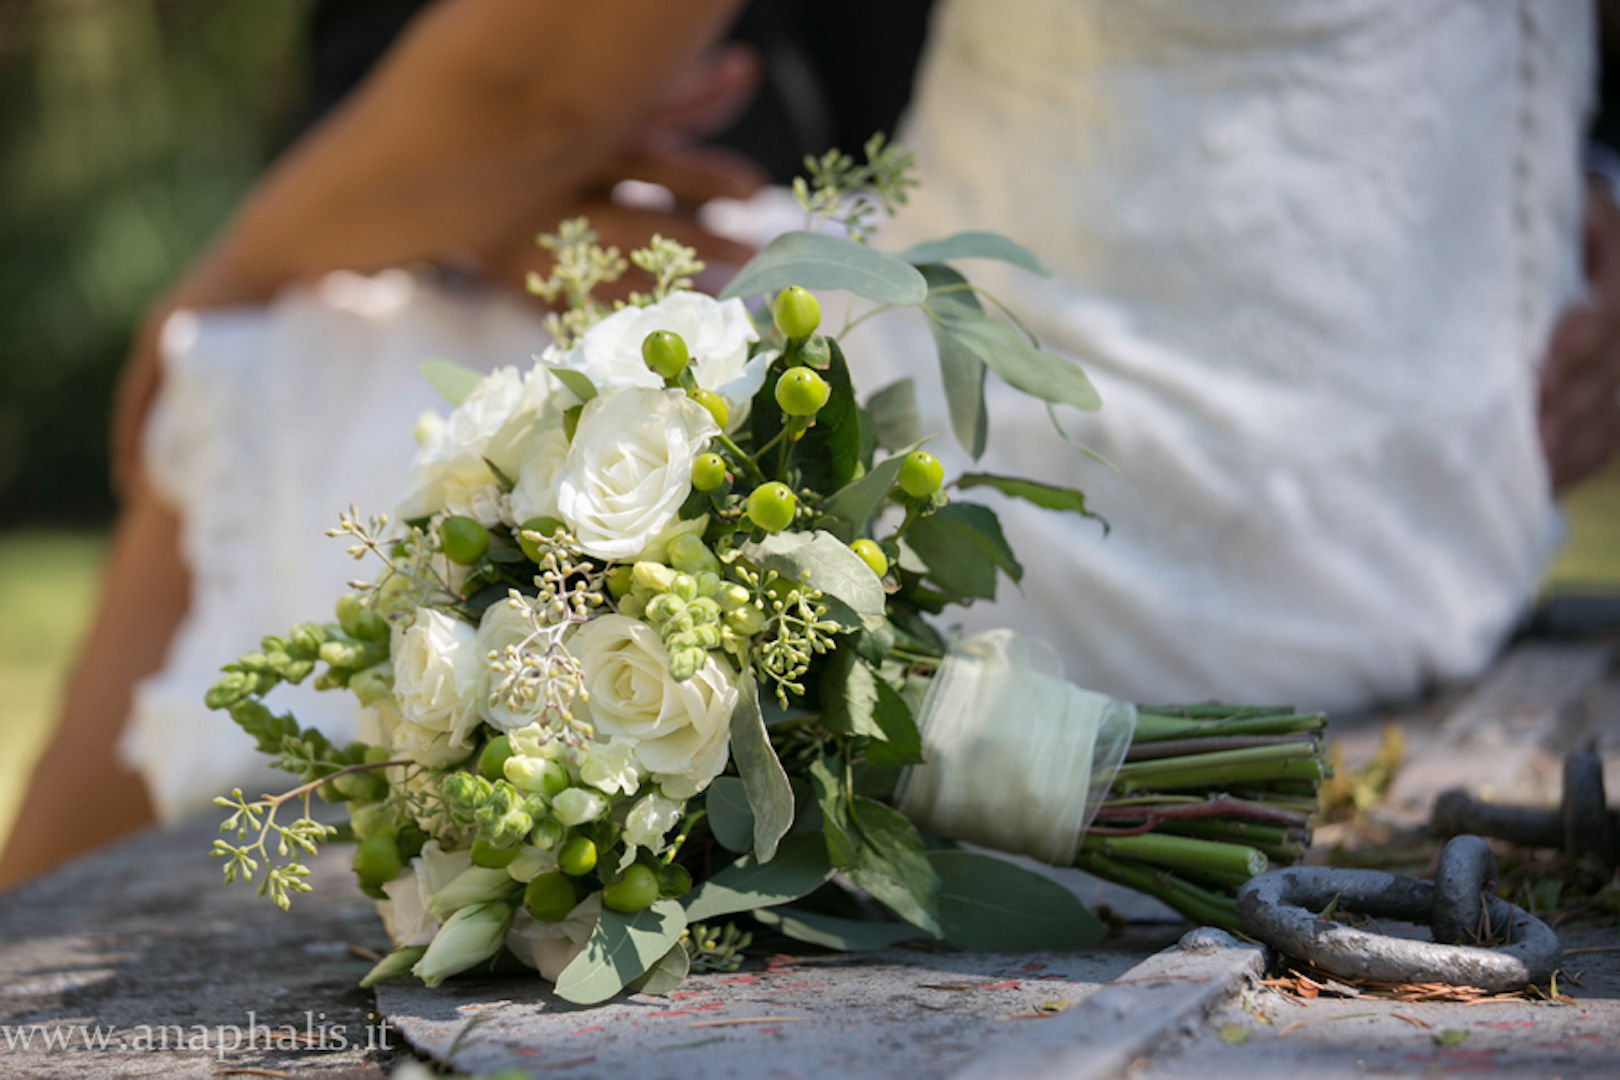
[439,515,490,565]
[642,330,690,380]
[477,736,513,781]
[517,516,565,562]
[746,482,797,532]
[897,451,945,498]
[523,871,578,922]
[470,836,521,869]
[774,366,831,417]
[333,769,389,803]
[605,564,635,599]
[601,863,661,913]
[353,831,403,885]
[773,286,821,340]
[691,452,728,492]
[557,836,598,877]
[690,388,729,428]
[850,538,888,578]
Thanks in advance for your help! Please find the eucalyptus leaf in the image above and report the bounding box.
[919,264,990,459]
[820,442,925,541]
[682,833,835,922]
[866,378,921,450]
[809,756,858,868]
[553,900,687,1005]
[627,941,690,995]
[940,314,1101,412]
[729,673,793,861]
[863,679,922,768]
[704,777,755,854]
[718,231,928,306]
[420,359,483,407]
[847,797,942,936]
[740,529,886,628]
[929,851,1105,951]
[751,905,926,951]
[899,231,1052,277]
[819,650,883,739]
[537,362,598,404]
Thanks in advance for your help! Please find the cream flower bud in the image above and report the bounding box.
[428,866,521,920]
[551,787,610,826]
[623,791,684,853]
[504,844,559,883]
[412,902,515,988]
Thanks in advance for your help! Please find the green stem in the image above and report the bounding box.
[1112,758,1327,793]
[1081,832,1267,879]
[1112,742,1323,784]
[1074,850,1239,929]
[714,432,766,483]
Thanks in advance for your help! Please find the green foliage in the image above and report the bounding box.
[681,833,835,923]
[917,264,991,459]
[790,132,918,242]
[904,502,1022,602]
[703,777,755,854]
[726,673,794,860]
[719,232,928,306]
[899,231,1052,277]
[844,797,941,936]
[420,359,483,407]
[929,851,1104,950]
[0,0,311,524]
[554,899,687,1005]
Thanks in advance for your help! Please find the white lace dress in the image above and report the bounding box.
[846,0,1593,712]
[127,0,1594,819]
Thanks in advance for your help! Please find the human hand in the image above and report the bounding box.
[1540,174,1620,493]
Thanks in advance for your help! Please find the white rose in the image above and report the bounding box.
[570,614,736,798]
[379,841,472,947]
[399,366,566,520]
[507,426,571,526]
[356,698,402,748]
[391,608,484,766]
[475,599,546,732]
[542,292,767,426]
[555,388,718,561]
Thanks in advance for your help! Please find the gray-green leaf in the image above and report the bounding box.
[704,777,755,854]
[740,529,886,630]
[627,942,690,995]
[820,442,925,542]
[554,900,687,1005]
[899,231,1052,277]
[929,851,1105,951]
[537,361,599,404]
[919,264,990,459]
[719,232,928,306]
[420,359,483,407]
[847,798,942,937]
[955,473,1102,522]
[682,833,835,923]
[729,673,793,861]
[940,314,1100,412]
[866,378,920,450]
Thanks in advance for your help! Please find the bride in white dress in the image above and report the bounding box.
[4,0,1611,879]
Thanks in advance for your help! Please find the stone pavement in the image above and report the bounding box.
[2,636,1617,1079]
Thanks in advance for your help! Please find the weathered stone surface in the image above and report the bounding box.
[0,813,400,1078]
[377,929,1186,1080]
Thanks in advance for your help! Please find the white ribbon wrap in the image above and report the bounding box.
[895,630,1137,865]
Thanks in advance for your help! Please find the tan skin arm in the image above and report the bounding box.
[1,0,755,888]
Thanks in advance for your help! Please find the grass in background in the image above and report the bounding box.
[0,531,105,853]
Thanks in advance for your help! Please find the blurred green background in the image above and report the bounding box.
[0,0,1617,859]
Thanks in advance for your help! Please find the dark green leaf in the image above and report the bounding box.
[904,502,1024,601]
[719,232,928,306]
[420,359,483,407]
[554,900,686,1005]
[682,833,835,922]
[627,942,690,995]
[728,673,794,861]
[819,650,883,739]
[847,797,942,936]
[866,378,920,450]
[863,680,922,769]
[751,905,926,951]
[704,777,755,854]
[751,337,863,493]
[939,313,1100,412]
[955,473,1104,526]
[929,851,1105,951]
[899,231,1052,277]
[809,756,858,867]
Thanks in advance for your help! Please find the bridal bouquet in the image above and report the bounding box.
[205,140,1326,1004]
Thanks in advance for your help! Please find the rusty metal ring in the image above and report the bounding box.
[1431,835,1497,945]
[1236,865,1559,992]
